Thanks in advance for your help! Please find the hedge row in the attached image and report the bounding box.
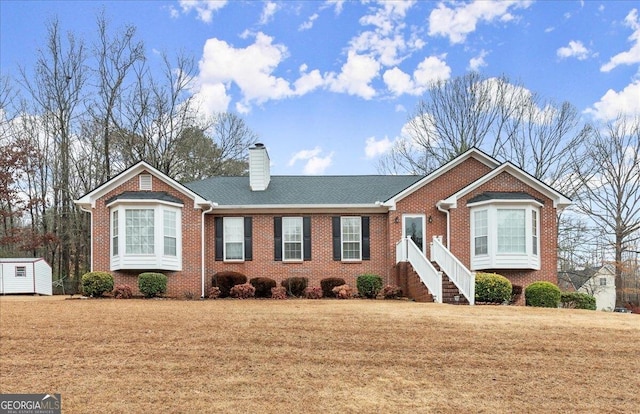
[81,271,167,298]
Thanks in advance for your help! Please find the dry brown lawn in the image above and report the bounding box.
[0,296,638,413]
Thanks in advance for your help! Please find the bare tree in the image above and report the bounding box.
[570,117,640,307]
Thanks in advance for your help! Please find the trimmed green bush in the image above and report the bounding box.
[357,274,383,299]
[281,277,308,297]
[320,277,346,298]
[212,271,247,298]
[475,272,512,304]
[250,277,277,298]
[560,292,597,310]
[81,271,114,297]
[138,272,167,298]
[525,281,561,308]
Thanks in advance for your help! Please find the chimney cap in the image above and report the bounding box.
[252,142,265,148]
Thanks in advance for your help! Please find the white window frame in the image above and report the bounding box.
[125,208,155,255]
[15,266,26,277]
[109,200,182,271]
[163,209,177,256]
[473,210,488,256]
[282,217,303,262]
[469,201,541,270]
[223,217,244,262]
[341,217,362,261]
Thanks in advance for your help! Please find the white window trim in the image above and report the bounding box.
[109,200,182,271]
[282,217,303,262]
[223,217,244,262]
[402,214,426,255]
[16,266,26,277]
[341,216,362,262]
[469,201,541,271]
[139,174,152,190]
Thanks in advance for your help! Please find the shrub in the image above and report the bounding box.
[230,283,255,299]
[510,285,523,304]
[281,277,308,297]
[303,286,323,299]
[138,272,167,298]
[382,285,402,299]
[81,271,114,297]
[332,284,353,299]
[113,284,133,299]
[250,277,277,298]
[212,271,247,298]
[475,272,512,304]
[560,292,596,310]
[207,286,221,299]
[320,277,346,298]
[356,274,383,299]
[271,286,287,300]
[525,281,561,308]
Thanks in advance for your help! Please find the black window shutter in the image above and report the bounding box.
[215,217,223,261]
[244,217,253,261]
[303,216,311,261]
[332,216,341,261]
[362,216,370,260]
[274,217,282,261]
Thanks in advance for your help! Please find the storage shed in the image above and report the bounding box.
[0,258,52,295]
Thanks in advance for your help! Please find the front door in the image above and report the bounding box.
[403,215,426,255]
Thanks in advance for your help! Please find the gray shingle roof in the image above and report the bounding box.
[184,175,422,206]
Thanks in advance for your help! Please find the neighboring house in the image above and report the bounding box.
[74,144,571,303]
[558,265,616,311]
[0,258,52,295]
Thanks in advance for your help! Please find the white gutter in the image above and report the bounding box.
[436,201,450,249]
[201,202,216,298]
[78,205,93,271]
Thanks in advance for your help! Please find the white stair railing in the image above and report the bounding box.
[396,237,442,303]
[430,236,475,305]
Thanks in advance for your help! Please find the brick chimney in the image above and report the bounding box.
[249,143,270,191]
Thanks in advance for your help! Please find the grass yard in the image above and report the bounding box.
[0,297,638,413]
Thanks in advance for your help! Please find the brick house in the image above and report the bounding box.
[75,144,570,303]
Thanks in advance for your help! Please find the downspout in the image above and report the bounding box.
[436,201,450,249]
[201,202,215,299]
[79,205,93,272]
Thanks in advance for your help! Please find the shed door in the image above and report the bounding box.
[0,264,3,293]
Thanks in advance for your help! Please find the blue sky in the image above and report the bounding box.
[1,0,639,175]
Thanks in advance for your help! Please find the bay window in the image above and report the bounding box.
[470,202,540,270]
[109,201,182,271]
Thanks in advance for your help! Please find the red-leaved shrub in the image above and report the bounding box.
[332,284,353,299]
[230,283,255,299]
[113,284,133,299]
[207,286,221,299]
[271,286,287,300]
[212,271,247,298]
[303,286,323,299]
[382,285,402,299]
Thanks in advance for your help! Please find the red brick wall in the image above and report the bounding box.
[203,214,391,291]
[91,171,204,297]
[449,171,559,302]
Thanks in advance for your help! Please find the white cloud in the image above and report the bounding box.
[293,66,324,95]
[326,51,380,99]
[299,13,318,31]
[395,104,406,112]
[468,49,488,70]
[196,32,295,114]
[179,0,227,23]
[584,80,640,121]
[601,9,640,72]
[303,152,334,174]
[428,0,532,44]
[383,55,451,96]
[326,0,345,15]
[192,82,231,114]
[365,136,393,159]
[259,2,279,25]
[288,146,333,174]
[557,40,591,60]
